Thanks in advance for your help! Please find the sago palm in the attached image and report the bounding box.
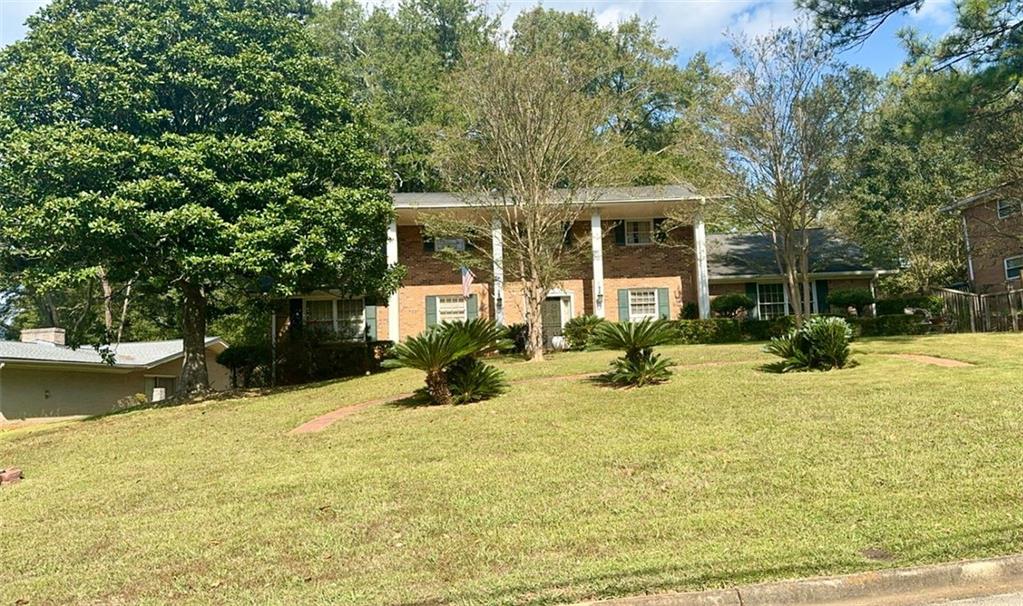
[591,318,677,386]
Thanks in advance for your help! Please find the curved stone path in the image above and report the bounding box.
[289,359,757,435]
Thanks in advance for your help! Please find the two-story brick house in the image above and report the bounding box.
[943,182,1023,293]
[279,185,712,345]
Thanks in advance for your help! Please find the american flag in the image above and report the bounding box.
[461,266,475,298]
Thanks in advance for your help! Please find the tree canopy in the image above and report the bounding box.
[0,0,401,392]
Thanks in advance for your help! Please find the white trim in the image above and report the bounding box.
[627,288,659,321]
[591,210,605,318]
[386,219,400,340]
[709,269,889,284]
[491,216,504,325]
[1005,255,1023,281]
[693,205,711,319]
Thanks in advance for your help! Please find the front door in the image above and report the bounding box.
[541,297,564,348]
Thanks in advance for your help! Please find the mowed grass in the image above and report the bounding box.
[2,334,1022,605]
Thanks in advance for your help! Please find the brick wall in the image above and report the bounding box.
[963,201,1023,293]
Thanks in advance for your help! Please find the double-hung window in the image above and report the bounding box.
[628,289,658,320]
[303,297,366,339]
[434,237,466,252]
[997,199,1022,220]
[757,283,787,319]
[625,220,654,245]
[1006,256,1023,281]
[437,296,468,323]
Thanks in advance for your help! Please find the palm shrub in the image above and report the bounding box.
[563,315,606,350]
[591,319,676,387]
[764,316,853,372]
[385,319,512,405]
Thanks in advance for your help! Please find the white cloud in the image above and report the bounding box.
[910,0,955,27]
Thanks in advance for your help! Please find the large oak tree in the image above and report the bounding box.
[0,0,401,395]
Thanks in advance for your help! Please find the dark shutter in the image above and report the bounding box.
[618,289,630,322]
[657,288,670,319]
[289,298,303,336]
[422,229,435,252]
[653,218,667,243]
[815,280,830,315]
[745,283,760,320]
[425,296,438,327]
[562,222,574,248]
[364,303,377,341]
[613,221,626,246]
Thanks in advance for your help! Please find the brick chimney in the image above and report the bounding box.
[20,327,66,346]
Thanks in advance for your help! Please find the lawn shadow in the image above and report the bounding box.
[392,521,1023,606]
[384,391,433,409]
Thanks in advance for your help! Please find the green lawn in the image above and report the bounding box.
[2,334,1022,605]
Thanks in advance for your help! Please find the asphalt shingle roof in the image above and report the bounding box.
[0,337,224,368]
[707,229,880,279]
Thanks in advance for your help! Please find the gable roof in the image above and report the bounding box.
[0,337,227,369]
[942,181,1020,213]
[707,229,883,280]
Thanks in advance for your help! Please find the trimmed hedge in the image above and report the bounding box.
[671,317,796,344]
[876,295,943,317]
[852,314,931,337]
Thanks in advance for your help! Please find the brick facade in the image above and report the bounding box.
[962,201,1023,293]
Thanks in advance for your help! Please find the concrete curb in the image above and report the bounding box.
[577,554,1023,606]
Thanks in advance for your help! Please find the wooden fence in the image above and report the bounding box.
[935,287,1023,333]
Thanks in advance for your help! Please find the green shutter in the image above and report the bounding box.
[422,229,435,252]
[466,294,479,320]
[618,289,630,322]
[815,280,830,315]
[426,296,438,327]
[745,283,760,320]
[657,287,670,319]
[364,303,377,341]
[613,221,626,245]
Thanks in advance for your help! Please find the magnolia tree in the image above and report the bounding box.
[0,0,401,395]
[721,25,874,323]
[429,48,619,361]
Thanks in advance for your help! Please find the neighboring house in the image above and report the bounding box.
[942,183,1023,293]
[0,328,229,421]
[706,229,889,319]
[278,185,715,347]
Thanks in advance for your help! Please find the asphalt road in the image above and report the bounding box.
[936,593,1023,605]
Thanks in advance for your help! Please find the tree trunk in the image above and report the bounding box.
[425,369,452,405]
[98,267,114,331]
[523,281,545,362]
[177,283,210,397]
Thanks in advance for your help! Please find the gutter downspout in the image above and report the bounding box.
[961,214,975,287]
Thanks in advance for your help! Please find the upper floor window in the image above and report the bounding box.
[434,237,466,252]
[625,220,654,245]
[997,199,1021,220]
[1006,256,1023,281]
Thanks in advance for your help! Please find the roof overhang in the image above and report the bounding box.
[392,186,720,224]
[942,181,1019,213]
[709,269,893,284]
[0,338,229,371]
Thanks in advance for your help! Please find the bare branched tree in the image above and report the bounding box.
[431,47,621,360]
[721,24,873,323]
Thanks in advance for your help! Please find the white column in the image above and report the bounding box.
[386,219,400,340]
[693,204,711,319]
[591,210,605,318]
[491,216,505,325]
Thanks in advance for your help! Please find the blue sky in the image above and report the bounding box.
[1,0,955,74]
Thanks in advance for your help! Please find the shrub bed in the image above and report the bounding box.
[852,314,932,337]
